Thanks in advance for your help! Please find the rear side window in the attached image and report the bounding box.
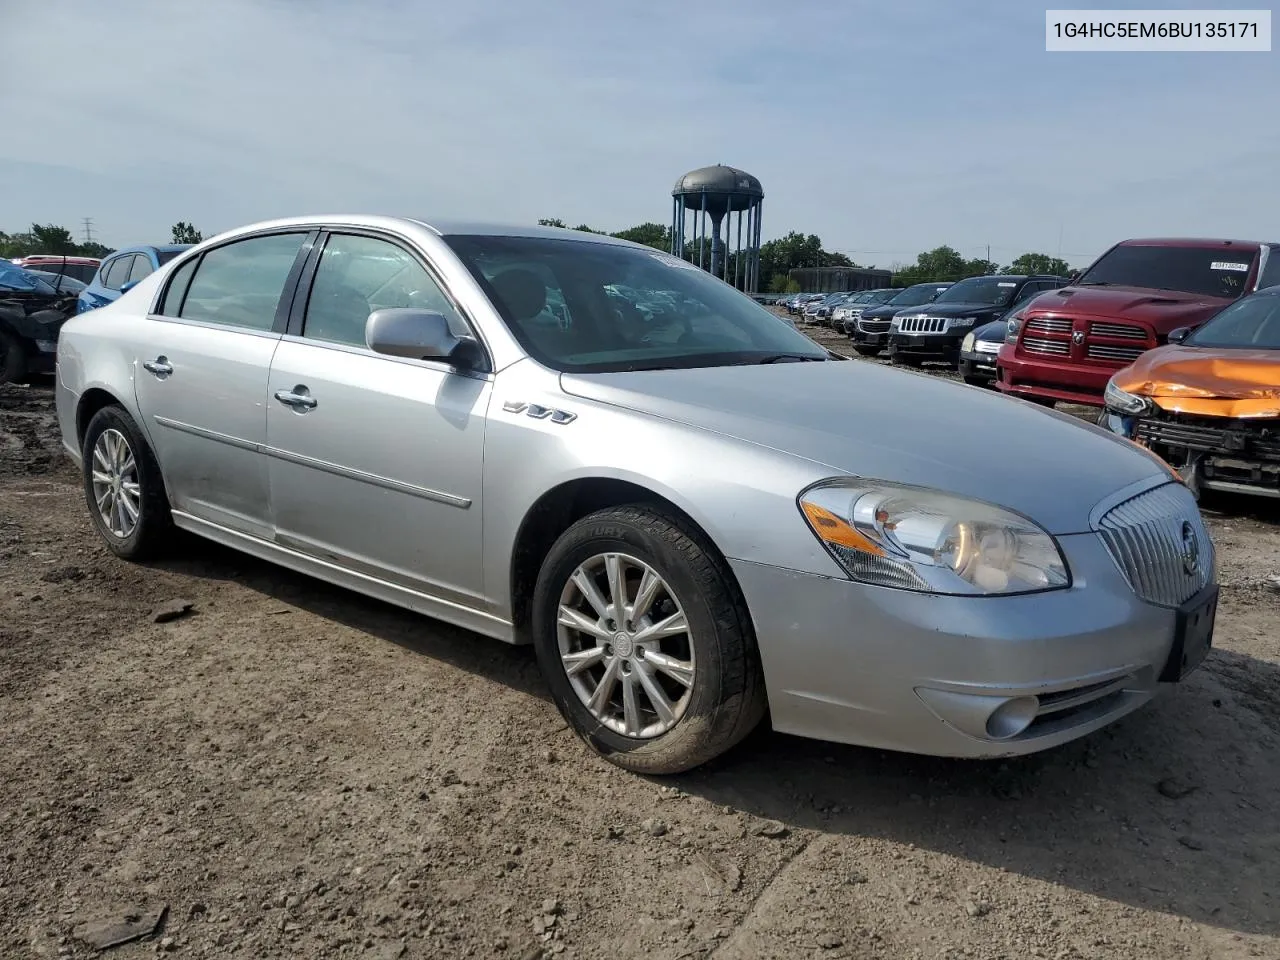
[177,233,307,331]
[127,254,154,285]
[102,256,132,291]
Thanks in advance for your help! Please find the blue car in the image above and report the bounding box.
[77,244,191,314]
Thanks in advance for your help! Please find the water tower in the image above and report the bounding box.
[671,165,764,292]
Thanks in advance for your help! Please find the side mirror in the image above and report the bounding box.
[365,307,482,368]
[119,279,139,294]
[1167,326,1192,344]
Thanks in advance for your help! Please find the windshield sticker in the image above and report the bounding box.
[997,282,1016,287]
[1210,261,1250,272]
[650,252,702,271]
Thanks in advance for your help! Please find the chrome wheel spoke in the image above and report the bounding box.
[588,658,621,714]
[633,611,688,644]
[557,604,610,640]
[91,469,112,486]
[629,569,662,623]
[561,646,605,677]
[622,674,642,736]
[643,650,694,689]
[636,662,676,726]
[604,554,627,621]
[570,568,610,620]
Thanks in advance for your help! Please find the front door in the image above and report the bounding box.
[133,231,313,540]
[264,230,491,610]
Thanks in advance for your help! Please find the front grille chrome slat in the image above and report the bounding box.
[1096,483,1214,608]
[1023,336,1070,356]
[898,315,948,334]
[1088,344,1146,362]
[1090,321,1148,341]
[858,318,891,334]
[1027,317,1073,334]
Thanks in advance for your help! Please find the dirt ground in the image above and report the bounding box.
[3,332,1280,960]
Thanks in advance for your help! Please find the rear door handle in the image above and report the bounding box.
[143,357,172,376]
[274,388,317,410]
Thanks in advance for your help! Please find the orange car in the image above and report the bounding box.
[1100,285,1280,500]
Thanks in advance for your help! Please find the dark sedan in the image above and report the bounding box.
[886,274,1068,367]
[958,315,1011,386]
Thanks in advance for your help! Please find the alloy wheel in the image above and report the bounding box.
[556,552,696,739]
[91,428,141,538]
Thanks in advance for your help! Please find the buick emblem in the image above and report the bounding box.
[1180,520,1200,575]
[1072,329,1085,345]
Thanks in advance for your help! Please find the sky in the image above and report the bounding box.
[3,0,1278,270]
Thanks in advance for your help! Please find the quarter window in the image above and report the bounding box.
[301,233,465,348]
[1259,247,1280,291]
[102,256,132,291]
[157,256,199,317]
[178,233,308,331]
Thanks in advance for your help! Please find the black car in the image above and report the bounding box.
[885,274,1068,367]
[848,282,953,355]
[0,261,79,383]
[958,316,1010,386]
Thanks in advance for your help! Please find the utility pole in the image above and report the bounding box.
[81,218,95,244]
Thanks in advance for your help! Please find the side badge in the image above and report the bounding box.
[502,400,577,425]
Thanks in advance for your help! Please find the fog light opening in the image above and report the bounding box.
[985,696,1040,740]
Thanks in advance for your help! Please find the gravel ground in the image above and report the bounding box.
[3,336,1280,960]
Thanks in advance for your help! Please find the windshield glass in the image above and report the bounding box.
[863,289,897,304]
[935,276,1021,307]
[157,249,187,265]
[1187,293,1280,349]
[1079,245,1256,299]
[445,235,829,372]
[889,283,950,307]
[0,261,58,295]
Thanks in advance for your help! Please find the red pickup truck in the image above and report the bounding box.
[997,238,1280,406]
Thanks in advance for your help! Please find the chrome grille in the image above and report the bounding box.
[1087,343,1145,363]
[1091,321,1148,341]
[1023,336,1070,356]
[858,318,891,334]
[1027,317,1072,334]
[1097,483,1214,607]
[976,341,1002,354]
[898,316,947,333]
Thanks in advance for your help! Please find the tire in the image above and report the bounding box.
[81,405,176,560]
[531,505,767,775]
[852,345,880,357]
[962,375,990,387]
[890,353,920,367]
[0,328,27,385]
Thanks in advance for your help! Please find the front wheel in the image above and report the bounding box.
[531,505,767,775]
[81,405,176,560]
[0,328,27,385]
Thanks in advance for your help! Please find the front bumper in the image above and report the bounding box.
[959,349,1000,380]
[997,347,1111,406]
[731,529,1194,758]
[886,332,966,362]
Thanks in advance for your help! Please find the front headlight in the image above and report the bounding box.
[798,480,1070,596]
[961,333,976,352]
[1005,317,1022,343]
[1103,378,1153,416]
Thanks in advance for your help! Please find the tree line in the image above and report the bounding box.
[0,222,205,260]
[537,219,1073,292]
[4,217,1073,294]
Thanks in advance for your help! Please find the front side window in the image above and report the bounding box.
[301,233,467,348]
[178,232,307,331]
[1186,294,1280,349]
[102,256,132,291]
[936,277,1022,308]
[445,235,828,372]
[1079,244,1258,299]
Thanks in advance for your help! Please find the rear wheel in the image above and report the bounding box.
[81,405,176,560]
[532,505,767,775]
[0,329,27,385]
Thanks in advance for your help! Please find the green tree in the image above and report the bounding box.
[171,221,204,244]
[30,223,78,254]
[611,222,669,250]
[537,217,567,228]
[1005,252,1072,276]
[892,245,997,285]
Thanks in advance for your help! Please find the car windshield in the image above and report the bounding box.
[889,283,950,307]
[445,235,830,372]
[1078,244,1257,299]
[0,261,58,295]
[935,277,1021,307]
[864,289,897,304]
[1186,293,1280,349]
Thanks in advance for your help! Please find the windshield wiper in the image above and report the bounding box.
[1077,280,1112,286]
[755,353,828,364]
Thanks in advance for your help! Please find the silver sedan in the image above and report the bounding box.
[54,216,1218,774]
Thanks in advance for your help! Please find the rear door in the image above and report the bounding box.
[133,230,316,540]
[264,229,492,608]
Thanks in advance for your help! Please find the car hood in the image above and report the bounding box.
[1112,344,1280,418]
[897,301,1008,319]
[973,318,1010,342]
[560,361,1166,534]
[1027,285,1232,327]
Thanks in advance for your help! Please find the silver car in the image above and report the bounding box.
[54,216,1219,775]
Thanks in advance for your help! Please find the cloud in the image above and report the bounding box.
[3,0,1278,266]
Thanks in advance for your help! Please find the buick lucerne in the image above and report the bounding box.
[55,216,1218,774]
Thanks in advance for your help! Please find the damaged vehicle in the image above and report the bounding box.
[1102,284,1280,500]
[0,260,79,383]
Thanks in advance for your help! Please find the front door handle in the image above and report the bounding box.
[143,357,172,376]
[274,388,317,410]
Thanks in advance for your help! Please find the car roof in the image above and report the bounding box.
[109,243,193,256]
[1116,237,1270,250]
